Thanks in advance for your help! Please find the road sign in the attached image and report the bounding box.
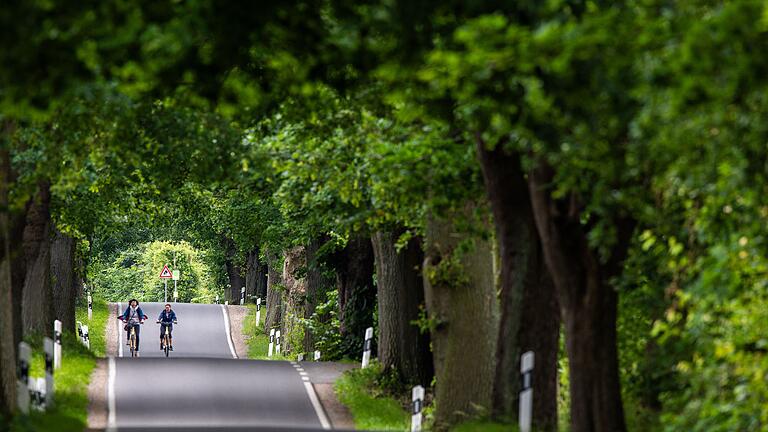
[159,265,173,279]
[172,269,180,281]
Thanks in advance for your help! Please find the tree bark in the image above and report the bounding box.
[282,246,307,353]
[0,143,18,415]
[371,230,433,386]
[245,247,259,302]
[264,251,284,332]
[328,233,377,357]
[303,238,335,353]
[476,138,560,428]
[528,163,632,432]
[223,237,245,303]
[423,210,499,430]
[50,228,77,331]
[21,181,52,337]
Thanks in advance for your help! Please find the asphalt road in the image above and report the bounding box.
[109,302,329,431]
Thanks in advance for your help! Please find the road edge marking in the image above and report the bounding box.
[220,304,238,359]
[303,381,331,430]
[117,302,123,358]
[107,356,117,431]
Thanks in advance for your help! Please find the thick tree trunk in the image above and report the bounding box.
[371,230,433,386]
[256,263,268,300]
[50,228,77,331]
[0,144,18,415]
[245,248,259,302]
[476,139,560,428]
[423,210,499,430]
[528,164,631,432]
[329,233,377,357]
[282,246,307,353]
[223,237,245,303]
[21,181,52,337]
[303,238,335,353]
[264,251,284,332]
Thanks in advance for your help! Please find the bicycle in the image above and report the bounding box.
[128,324,139,357]
[157,320,178,357]
[119,317,145,358]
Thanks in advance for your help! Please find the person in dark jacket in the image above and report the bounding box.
[120,299,147,355]
[157,303,178,351]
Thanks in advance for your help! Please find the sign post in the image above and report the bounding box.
[411,385,425,431]
[361,327,373,368]
[53,320,62,369]
[172,269,180,302]
[255,298,262,327]
[159,265,173,302]
[519,351,535,432]
[268,329,275,357]
[17,342,31,414]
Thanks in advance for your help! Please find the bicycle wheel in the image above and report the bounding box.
[130,329,137,357]
[164,333,169,357]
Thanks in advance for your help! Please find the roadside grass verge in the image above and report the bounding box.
[451,420,516,431]
[334,362,410,431]
[243,304,290,360]
[9,297,109,432]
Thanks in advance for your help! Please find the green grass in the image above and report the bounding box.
[334,362,410,431]
[10,297,109,432]
[242,304,290,360]
[452,420,517,431]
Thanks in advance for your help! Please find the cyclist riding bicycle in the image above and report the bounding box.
[120,299,148,354]
[157,303,178,351]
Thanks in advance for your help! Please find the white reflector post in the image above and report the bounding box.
[255,297,262,327]
[44,337,54,408]
[411,385,425,431]
[87,294,93,320]
[215,295,219,304]
[53,320,62,369]
[82,325,90,350]
[268,328,275,357]
[17,342,31,414]
[240,287,245,305]
[361,327,373,368]
[275,330,282,354]
[519,351,535,432]
[314,350,321,361]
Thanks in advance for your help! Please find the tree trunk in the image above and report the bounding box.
[476,138,560,428]
[282,246,307,354]
[423,210,499,430]
[21,181,52,337]
[264,251,284,332]
[0,143,18,415]
[372,230,433,386]
[256,262,268,300]
[329,233,377,357]
[223,237,245,303]
[528,164,632,432]
[245,247,259,303]
[50,228,77,331]
[303,238,335,353]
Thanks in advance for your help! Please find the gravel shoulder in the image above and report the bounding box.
[87,302,117,429]
[300,362,358,430]
[226,304,249,358]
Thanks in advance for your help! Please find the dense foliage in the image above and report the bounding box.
[4,1,768,431]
